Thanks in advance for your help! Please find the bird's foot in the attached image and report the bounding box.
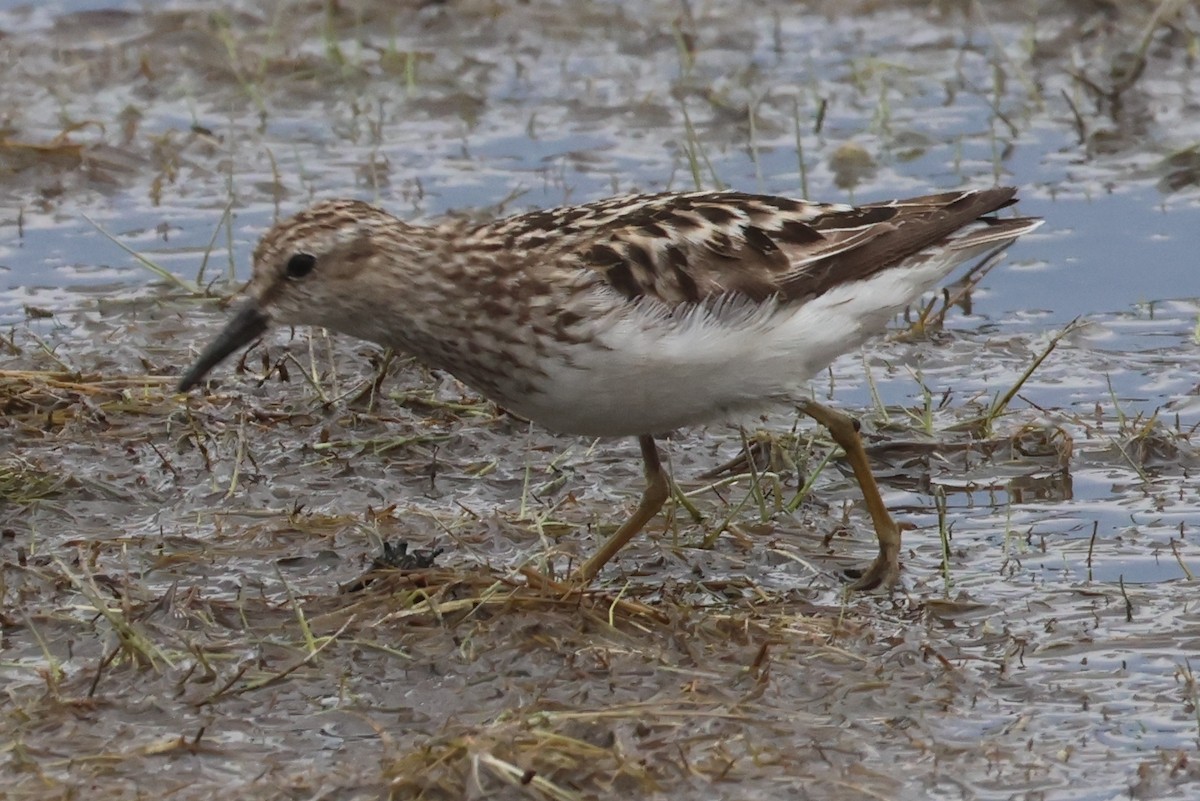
[846,551,900,592]
[845,520,912,593]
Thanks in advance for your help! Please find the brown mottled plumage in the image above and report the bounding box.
[178,187,1041,589]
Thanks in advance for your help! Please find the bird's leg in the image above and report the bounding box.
[577,434,670,583]
[798,399,903,591]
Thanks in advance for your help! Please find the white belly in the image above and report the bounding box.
[504,266,937,437]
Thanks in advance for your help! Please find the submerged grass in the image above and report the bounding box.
[80,214,206,297]
[0,456,63,504]
[0,368,177,427]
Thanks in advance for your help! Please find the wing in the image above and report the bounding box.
[491,187,1039,306]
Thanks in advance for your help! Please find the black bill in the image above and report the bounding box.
[177,300,270,392]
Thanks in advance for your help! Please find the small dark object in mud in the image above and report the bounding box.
[340,540,445,594]
[374,540,445,570]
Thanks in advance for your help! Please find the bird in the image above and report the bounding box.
[177,186,1042,590]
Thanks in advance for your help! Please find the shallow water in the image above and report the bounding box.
[2,1,1199,800]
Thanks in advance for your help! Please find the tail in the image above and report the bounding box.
[779,187,1042,300]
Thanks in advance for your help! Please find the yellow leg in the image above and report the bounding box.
[577,435,670,583]
[798,399,903,591]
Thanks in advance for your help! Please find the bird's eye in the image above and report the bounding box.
[285,253,317,279]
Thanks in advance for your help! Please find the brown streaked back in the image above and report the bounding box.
[483,187,1037,307]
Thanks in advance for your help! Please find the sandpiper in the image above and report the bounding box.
[178,187,1041,589]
